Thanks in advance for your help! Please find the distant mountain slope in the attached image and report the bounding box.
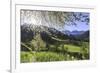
[70,30,85,35]
[62,30,85,36]
[62,29,89,41]
[79,30,89,41]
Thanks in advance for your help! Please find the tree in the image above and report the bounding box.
[21,10,89,28]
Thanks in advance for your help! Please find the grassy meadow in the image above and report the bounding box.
[21,40,89,63]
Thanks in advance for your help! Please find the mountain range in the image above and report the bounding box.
[62,30,87,36]
[21,24,89,43]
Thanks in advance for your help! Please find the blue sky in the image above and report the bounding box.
[61,12,89,32]
[62,21,89,32]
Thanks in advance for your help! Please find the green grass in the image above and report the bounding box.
[21,42,89,63]
[64,44,81,53]
[21,51,79,63]
[21,51,66,62]
[21,52,35,63]
[33,52,66,62]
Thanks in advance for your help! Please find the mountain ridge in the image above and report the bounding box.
[21,24,89,43]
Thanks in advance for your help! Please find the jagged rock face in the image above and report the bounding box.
[21,24,69,43]
[21,24,35,42]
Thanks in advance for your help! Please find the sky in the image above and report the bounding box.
[62,21,89,32]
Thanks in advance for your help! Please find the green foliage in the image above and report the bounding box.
[80,42,89,59]
[21,42,89,63]
[34,52,66,62]
[21,52,35,63]
[26,34,47,51]
[57,44,68,53]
